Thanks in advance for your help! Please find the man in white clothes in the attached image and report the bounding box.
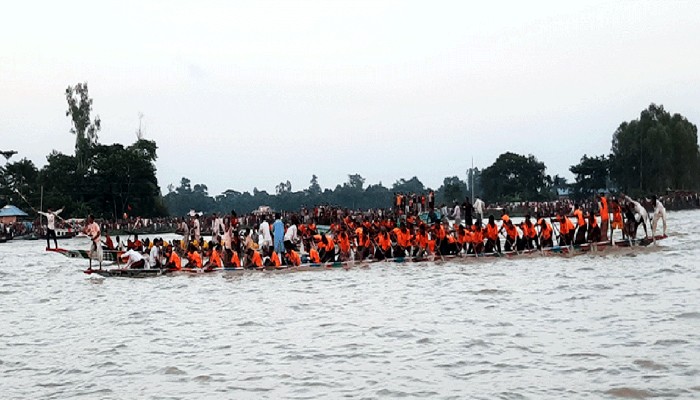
[622,194,650,238]
[451,202,462,227]
[650,195,667,238]
[83,214,103,270]
[211,213,224,242]
[193,215,201,242]
[473,198,485,225]
[120,248,146,269]
[148,238,161,269]
[259,217,272,249]
[38,206,63,249]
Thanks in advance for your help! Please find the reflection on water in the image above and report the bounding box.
[0,211,698,399]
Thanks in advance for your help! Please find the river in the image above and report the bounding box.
[0,211,698,399]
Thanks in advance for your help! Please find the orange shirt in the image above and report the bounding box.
[287,250,301,266]
[187,251,203,268]
[270,251,282,267]
[168,252,182,270]
[471,230,483,245]
[309,248,321,263]
[339,233,351,253]
[540,223,553,240]
[485,222,499,241]
[396,229,411,248]
[377,232,391,251]
[209,250,223,268]
[249,251,262,267]
[230,252,241,267]
[574,209,585,227]
[600,197,609,221]
[504,224,518,240]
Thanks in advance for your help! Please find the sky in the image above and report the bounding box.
[2,0,699,196]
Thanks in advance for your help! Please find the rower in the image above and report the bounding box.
[484,215,501,254]
[83,215,103,270]
[148,238,161,269]
[622,194,650,238]
[610,198,624,242]
[573,204,587,245]
[244,247,263,269]
[205,243,223,270]
[164,245,182,270]
[586,214,601,243]
[120,247,146,269]
[597,194,610,242]
[186,243,203,268]
[538,219,554,249]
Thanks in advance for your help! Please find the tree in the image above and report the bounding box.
[0,158,39,209]
[345,174,365,190]
[437,176,467,204]
[481,152,551,202]
[307,174,322,196]
[391,177,425,193]
[610,103,700,193]
[65,82,101,170]
[569,155,609,200]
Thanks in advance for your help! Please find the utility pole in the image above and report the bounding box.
[1,150,17,161]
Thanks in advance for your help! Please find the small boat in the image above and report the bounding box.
[47,247,123,263]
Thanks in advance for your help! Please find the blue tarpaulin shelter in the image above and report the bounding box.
[0,205,29,223]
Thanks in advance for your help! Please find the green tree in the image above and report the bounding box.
[65,82,101,170]
[437,176,467,204]
[481,152,551,202]
[307,174,322,196]
[569,155,609,200]
[0,158,40,209]
[391,177,426,193]
[610,103,700,193]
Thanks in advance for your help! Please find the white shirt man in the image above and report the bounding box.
[259,219,272,248]
[651,195,667,237]
[121,249,145,269]
[193,217,201,242]
[148,243,160,269]
[623,194,650,238]
[284,224,298,243]
[473,198,485,221]
[38,207,63,249]
[451,203,461,226]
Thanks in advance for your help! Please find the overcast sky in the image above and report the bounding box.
[2,0,699,195]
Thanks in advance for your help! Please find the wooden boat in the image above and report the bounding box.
[47,247,123,263]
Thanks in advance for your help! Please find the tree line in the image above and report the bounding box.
[1,86,698,219]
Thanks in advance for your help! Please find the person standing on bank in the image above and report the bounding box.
[38,206,63,249]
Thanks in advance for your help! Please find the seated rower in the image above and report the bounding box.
[244,247,263,269]
[164,245,182,270]
[186,244,203,269]
[205,243,223,270]
[120,248,146,269]
[309,245,321,264]
[484,215,501,254]
[285,248,301,267]
[263,246,282,268]
[320,234,336,263]
[229,249,241,268]
[539,219,554,249]
[586,214,601,243]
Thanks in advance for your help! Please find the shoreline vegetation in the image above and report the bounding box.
[1,83,699,222]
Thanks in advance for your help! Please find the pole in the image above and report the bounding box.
[471,157,474,203]
[40,185,43,212]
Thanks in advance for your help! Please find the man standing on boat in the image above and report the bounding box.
[272,213,285,257]
[650,195,667,239]
[473,197,485,226]
[38,206,63,249]
[83,214,103,270]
